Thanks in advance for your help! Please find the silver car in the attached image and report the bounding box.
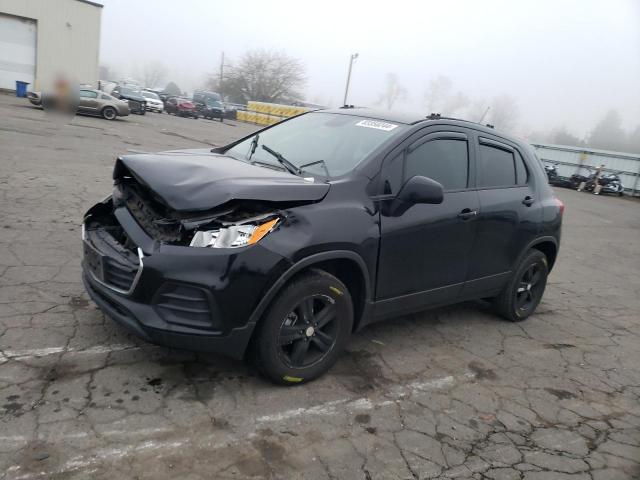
[27,88,130,120]
[78,88,130,120]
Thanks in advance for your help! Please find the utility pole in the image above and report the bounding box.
[219,51,225,96]
[342,53,359,106]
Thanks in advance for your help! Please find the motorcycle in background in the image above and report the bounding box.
[544,163,575,188]
[586,172,625,196]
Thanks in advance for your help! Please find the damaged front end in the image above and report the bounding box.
[112,174,285,249]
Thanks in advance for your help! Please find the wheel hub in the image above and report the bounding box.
[305,326,315,337]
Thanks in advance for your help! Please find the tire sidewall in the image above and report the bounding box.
[256,271,353,385]
[507,250,548,321]
[102,107,116,120]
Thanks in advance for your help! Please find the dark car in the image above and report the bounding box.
[196,99,225,122]
[82,109,563,385]
[111,85,147,115]
[165,97,198,118]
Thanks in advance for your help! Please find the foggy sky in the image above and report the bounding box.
[98,0,640,137]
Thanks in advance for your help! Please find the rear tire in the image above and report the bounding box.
[253,269,353,385]
[101,106,117,120]
[492,250,548,322]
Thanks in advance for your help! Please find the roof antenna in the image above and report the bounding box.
[426,112,441,120]
[478,106,490,123]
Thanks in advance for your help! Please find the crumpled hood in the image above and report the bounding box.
[113,148,330,212]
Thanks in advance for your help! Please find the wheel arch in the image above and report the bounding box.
[521,236,559,272]
[248,250,372,333]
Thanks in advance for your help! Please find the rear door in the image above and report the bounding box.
[462,134,540,297]
[376,128,480,316]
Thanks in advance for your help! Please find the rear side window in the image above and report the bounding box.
[477,144,516,188]
[405,139,469,190]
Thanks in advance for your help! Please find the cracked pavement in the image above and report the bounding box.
[1,94,639,479]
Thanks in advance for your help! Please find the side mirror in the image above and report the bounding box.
[397,176,444,205]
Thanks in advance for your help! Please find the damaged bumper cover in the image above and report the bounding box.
[81,198,291,359]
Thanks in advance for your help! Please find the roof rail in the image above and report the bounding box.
[418,115,498,130]
[340,104,355,109]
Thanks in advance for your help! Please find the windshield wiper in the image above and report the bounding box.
[247,134,259,161]
[261,145,301,176]
[298,159,330,177]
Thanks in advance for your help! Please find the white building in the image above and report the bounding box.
[0,0,102,92]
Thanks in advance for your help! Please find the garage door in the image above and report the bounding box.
[0,14,36,91]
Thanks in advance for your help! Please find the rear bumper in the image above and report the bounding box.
[83,272,256,358]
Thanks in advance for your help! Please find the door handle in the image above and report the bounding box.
[457,208,478,220]
[522,196,535,207]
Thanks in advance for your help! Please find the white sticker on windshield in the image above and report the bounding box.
[355,119,398,132]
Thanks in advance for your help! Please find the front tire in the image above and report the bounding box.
[492,250,548,322]
[253,269,353,385]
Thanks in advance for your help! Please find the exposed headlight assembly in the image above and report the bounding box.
[189,218,279,248]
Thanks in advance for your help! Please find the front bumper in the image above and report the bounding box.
[81,200,290,359]
[145,102,164,112]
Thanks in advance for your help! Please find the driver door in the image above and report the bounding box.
[375,129,479,317]
[78,90,99,114]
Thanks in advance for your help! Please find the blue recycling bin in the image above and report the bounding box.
[15,81,29,98]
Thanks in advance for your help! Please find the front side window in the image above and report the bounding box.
[477,143,516,188]
[515,151,528,185]
[225,113,408,178]
[405,139,469,190]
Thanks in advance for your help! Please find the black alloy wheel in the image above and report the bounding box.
[492,249,548,322]
[253,269,353,385]
[278,295,338,368]
[514,263,545,315]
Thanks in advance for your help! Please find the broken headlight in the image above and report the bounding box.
[189,218,279,248]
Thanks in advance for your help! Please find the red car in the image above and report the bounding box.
[165,97,198,118]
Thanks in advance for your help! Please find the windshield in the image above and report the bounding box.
[142,91,159,100]
[206,100,223,108]
[121,87,141,96]
[224,112,407,177]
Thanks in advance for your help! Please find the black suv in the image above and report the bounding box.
[82,109,563,384]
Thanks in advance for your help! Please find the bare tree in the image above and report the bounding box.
[588,109,626,151]
[142,61,168,89]
[423,75,469,115]
[626,125,640,154]
[424,75,452,113]
[488,95,520,131]
[221,49,306,104]
[376,73,407,110]
[550,126,583,146]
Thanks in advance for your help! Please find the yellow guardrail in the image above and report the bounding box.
[237,101,310,126]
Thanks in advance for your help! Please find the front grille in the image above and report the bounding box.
[129,100,142,111]
[103,256,138,291]
[84,226,141,293]
[153,283,220,331]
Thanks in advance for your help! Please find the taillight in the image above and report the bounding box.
[554,197,565,214]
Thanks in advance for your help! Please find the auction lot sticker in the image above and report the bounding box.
[355,119,398,131]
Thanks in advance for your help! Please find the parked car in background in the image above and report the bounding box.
[196,98,225,122]
[81,108,563,384]
[111,85,147,115]
[78,89,130,120]
[27,91,42,106]
[165,97,198,118]
[141,90,164,113]
[193,90,222,106]
[26,89,129,120]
